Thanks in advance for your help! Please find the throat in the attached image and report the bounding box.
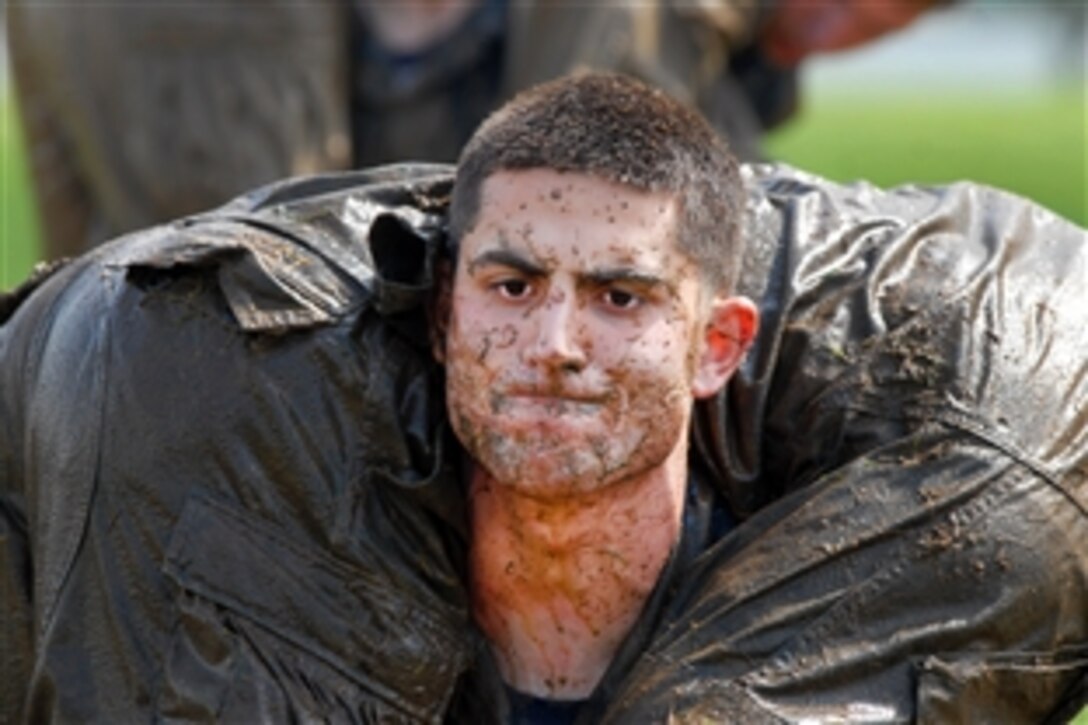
[467,463,686,700]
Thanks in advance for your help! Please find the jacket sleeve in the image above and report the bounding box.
[2,167,471,723]
[0,260,80,725]
[608,166,1088,722]
[0,405,32,724]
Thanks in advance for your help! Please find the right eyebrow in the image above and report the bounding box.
[467,249,547,277]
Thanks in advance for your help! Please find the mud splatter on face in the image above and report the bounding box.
[445,169,707,498]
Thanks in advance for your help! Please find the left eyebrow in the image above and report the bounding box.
[581,267,673,293]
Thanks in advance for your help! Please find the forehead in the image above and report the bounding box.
[465,169,685,268]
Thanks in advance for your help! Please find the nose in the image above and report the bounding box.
[523,288,588,373]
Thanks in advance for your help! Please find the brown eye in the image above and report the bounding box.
[603,288,641,310]
[495,279,532,299]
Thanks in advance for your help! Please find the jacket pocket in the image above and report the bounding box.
[158,494,470,724]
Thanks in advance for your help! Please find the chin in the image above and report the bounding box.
[469,426,671,501]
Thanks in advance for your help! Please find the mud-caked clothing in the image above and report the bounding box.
[0,167,472,723]
[602,165,1088,722]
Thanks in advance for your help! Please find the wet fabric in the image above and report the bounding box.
[603,166,1088,722]
[2,164,1086,723]
[0,166,470,723]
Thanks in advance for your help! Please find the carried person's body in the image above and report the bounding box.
[2,73,1085,723]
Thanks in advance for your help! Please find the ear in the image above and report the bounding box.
[429,258,453,364]
[691,295,759,399]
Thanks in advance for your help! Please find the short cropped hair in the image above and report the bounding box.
[449,71,745,293]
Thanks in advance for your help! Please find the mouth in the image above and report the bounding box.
[506,384,607,403]
[513,391,600,403]
[491,388,607,417]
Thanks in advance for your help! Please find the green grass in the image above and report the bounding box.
[766,86,1087,226]
[0,94,42,292]
[2,87,1084,291]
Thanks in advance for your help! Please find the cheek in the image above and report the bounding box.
[444,310,527,430]
[448,295,522,363]
[605,321,696,383]
[444,323,492,449]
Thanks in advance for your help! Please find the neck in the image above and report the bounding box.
[468,443,689,700]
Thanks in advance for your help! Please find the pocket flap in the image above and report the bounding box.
[163,494,471,721]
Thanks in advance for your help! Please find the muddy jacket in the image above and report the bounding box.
[611,168,1088,722]
[0,166,470,723]
[2,165,1086,723]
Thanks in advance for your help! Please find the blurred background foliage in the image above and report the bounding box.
[1,0,1084,290]
[766,0,1085,226]
[1,92,38,291]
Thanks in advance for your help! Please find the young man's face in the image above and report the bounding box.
[443,169,734,499]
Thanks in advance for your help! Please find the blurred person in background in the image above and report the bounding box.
[8,0,944,261]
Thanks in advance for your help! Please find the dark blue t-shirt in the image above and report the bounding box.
[505,687,585,725]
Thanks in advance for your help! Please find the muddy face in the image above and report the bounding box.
[444,169,708,499]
